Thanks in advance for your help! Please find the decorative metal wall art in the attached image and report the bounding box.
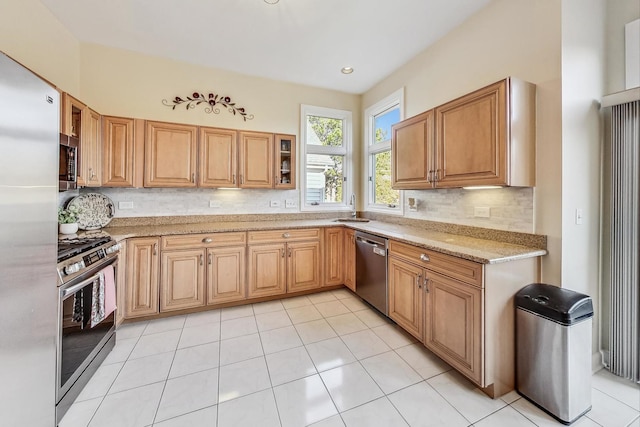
[163,92,254,121]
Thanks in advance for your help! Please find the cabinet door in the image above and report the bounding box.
[207,246,246,304]
[388,256,424,341]
[160,249,205,312]
[287,241,321,292]
[247,243,286,298]
[199,127,238,188]
[61,93,85,138]
[344,229,356,292]
[102,116,138,187]
[145,121,198,187]
[80,107,102,187]
[125,238,159,318]
[391,110,434,189]
[324,227,344,286]
[115,242,127,327]
[435,80,507,187]
[239,131,273,188]
[425,271,484,386]
[275,134,296,189]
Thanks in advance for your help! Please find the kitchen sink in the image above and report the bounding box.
[333,218,370,223]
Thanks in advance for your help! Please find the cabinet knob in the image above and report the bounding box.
[416,274,422,288]
[420,254,430,262]
[200,254,204,265]
[282,233,290,238]
[208,253,212,265]
[191,173,195,183]
[153,243,157,256]
[281,248,285,258]
[424,277,429,293]
[202,238,213,243]
[233,174,236,185]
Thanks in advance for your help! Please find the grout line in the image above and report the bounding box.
[149,321,184,425]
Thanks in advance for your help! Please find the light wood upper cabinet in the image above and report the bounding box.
[247,243,287,298]
[145,121,198,187]
[344,229,356,292]
[160,249,206,312]
[424,270,483,385]
[60,93,85,138]
[324,227,344,286]
[207,246,246,304]
[199,127,238,188]
[287,240,322,292]
[79,107,102,187]
[102,116,144,187]
[239,131,274,188]
[125,237,159,318]
[391,110,434,189]
[392,77,535,189]
[275,134,296,189]
[388,256,425,341]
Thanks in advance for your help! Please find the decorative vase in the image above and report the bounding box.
[59,223,79,235]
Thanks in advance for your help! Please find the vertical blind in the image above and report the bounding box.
[606,98,639,383]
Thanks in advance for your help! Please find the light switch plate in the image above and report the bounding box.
[270,200,281,208]
[119,201,134,210]
[209,200,221,208]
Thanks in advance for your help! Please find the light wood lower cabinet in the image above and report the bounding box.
[324,227,344,286]
[344,229,356,291]
[160,249,206,312]
[424,271,483,385]
[388,256,425,341]
[247,243,287,298]
[125,237,160,318]
[287,241,322,292]
[207,246,246,304]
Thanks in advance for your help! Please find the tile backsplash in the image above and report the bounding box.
[402,187,534,233]
[60,186,534,233]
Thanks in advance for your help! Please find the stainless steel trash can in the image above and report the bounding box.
[515,283,593,425]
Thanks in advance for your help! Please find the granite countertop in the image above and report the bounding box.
[98,218,546,265]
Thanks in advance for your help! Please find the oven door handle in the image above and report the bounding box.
[61,272,101,298]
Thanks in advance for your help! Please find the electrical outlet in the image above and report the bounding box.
[575,208,583,225]
[285,199,297,208]
[270,200,281,208]
[209,200,221,208]
[118,201,134,210]
[474,206,490,218]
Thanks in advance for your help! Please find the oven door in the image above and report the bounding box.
[56,258,116,402]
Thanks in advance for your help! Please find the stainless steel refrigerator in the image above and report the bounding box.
[0,52,59,426]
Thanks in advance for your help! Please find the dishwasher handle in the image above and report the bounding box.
[356,236,387,257]
[356,236,380,246]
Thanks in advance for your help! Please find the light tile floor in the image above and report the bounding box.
[60,289,640,427]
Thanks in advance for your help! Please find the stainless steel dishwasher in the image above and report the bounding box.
[355,231,388,315]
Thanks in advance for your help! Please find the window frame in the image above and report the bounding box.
[364,88,404,214]
[300,104,353,211]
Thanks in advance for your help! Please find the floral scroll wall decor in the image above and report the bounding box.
[162,92,254,121]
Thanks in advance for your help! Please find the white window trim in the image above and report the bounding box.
[363,88,405,215]
[300,104,353,211]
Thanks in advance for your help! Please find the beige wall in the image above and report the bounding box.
[561,0,607,367]
[0,0,80,94]
[362,0,563,282]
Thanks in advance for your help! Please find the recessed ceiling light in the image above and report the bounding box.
[264,0,279,4]
[341,67,354,74]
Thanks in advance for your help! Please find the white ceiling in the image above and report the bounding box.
[40,0,491,94]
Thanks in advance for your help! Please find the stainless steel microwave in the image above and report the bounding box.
[59,133,78,191]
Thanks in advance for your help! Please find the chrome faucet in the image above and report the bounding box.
[350,194,356,218]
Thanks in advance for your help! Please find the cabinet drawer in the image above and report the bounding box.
[389,240,483,288]
[162,232,246,250]
[248,228,321,244]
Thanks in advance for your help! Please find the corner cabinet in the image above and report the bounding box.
[145,121,198,187]
[387,239,538,398]
[392,77,536,189]
[125,237,160,318]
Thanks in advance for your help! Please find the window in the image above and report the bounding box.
[364,89,404,213]
[300,105,352,210]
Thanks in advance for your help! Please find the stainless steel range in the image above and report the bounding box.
[56,235,121,424]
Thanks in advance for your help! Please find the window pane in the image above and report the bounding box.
[306,115,344,147]
[373,107,400,144]
[373,151,399,206]
[306,154,343,204]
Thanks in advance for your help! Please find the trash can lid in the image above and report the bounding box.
[515,283,593,325]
